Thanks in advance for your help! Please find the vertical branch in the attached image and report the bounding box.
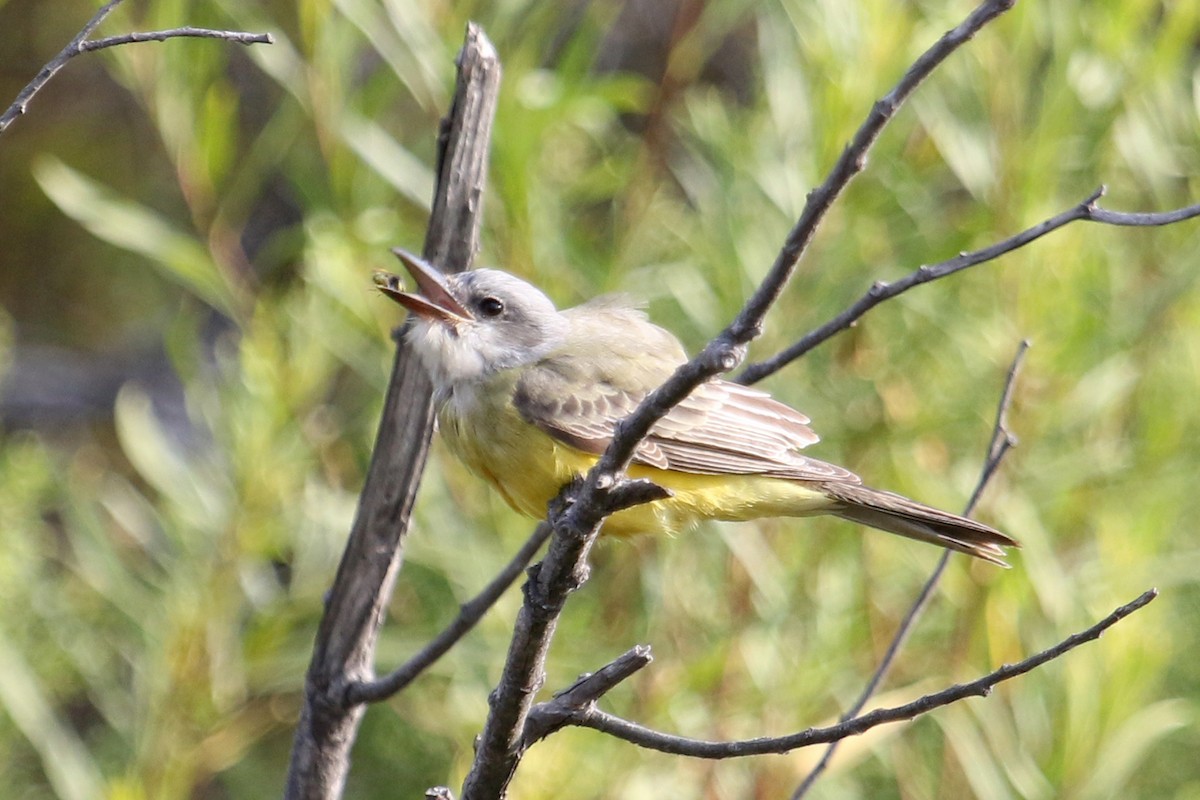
[284,24,501,800]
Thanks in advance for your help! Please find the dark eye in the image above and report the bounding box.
[478,296,505,317]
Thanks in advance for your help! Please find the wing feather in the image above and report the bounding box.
[512,306,857,484]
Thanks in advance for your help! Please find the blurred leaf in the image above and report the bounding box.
[32,156,244,318]
[1080,699,1193,798]
[337,112,435,210]
[112,383,228,531]
[0,628,103,800]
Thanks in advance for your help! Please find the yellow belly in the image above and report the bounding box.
[438,394,833,537]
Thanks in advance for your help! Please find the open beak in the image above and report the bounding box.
[374,248,474,323]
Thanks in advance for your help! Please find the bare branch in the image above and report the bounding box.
[586,0,1019,481]
[792,340,1029,798]
[602,479,674,514]
[0,0,272,136]
[285,25,501,800]
[460,495,605,798]
[0,0,124,135]
[1088,198,1200,226]
[80,27,273,52]
[562,589,1158,758]
[460,2,1019,796]
[969,339,1029,505]
[523,646,654,746]
[739,189,1200,384]
[345,523,552,705]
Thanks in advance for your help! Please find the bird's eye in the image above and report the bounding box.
[478,296,505,317]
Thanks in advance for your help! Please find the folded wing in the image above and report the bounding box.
[512,304,857,484]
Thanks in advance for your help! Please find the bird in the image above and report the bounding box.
[374,249,1017,565]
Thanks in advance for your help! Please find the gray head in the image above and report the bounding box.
[376,250,569,389]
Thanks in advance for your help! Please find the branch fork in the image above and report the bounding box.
[0,0,272,136]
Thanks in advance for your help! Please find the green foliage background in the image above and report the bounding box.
[0,0,1197,797]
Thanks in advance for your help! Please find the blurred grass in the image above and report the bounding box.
[0,0,1198,797]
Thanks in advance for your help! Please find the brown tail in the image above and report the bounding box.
[821,482,1018,566]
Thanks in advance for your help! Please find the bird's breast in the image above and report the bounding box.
[437,379,584,520]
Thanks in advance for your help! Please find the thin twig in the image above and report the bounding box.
[346,523,553,705]
[460,2,1019,796]
[0,0,124,135]
[564,589,1157,758]
[523,646,655,746]
[791,340,1029,798]
[80,27,273,52]
[969,339,1029,504]
[739,190,1200,384]
[0,0,272,136]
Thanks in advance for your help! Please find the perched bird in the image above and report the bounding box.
[376,250,1017,565]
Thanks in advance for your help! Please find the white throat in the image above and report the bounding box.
[406,319,489,391]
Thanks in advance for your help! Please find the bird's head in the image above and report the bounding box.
[375,249,569,389]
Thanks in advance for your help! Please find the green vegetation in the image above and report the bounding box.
[0,0,1197,797]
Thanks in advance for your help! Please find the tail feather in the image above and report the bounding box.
[821,482,1018,566]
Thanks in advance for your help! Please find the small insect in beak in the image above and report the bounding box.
[375,249,474,325]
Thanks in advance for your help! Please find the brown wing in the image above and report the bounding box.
[512,304,858,484]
